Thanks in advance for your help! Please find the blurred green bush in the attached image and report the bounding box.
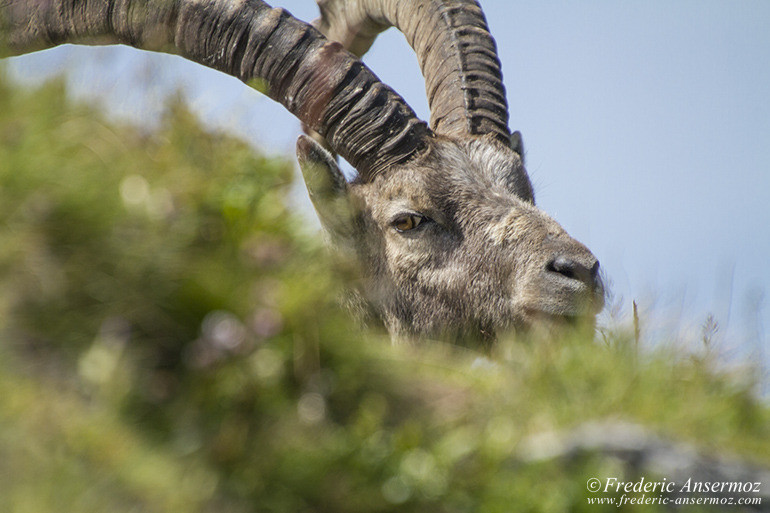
[0,71,768,512]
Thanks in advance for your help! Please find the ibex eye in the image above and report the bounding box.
[392,214,428,233]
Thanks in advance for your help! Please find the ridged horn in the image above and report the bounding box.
[0,0,431,178]
[315,0,511,147]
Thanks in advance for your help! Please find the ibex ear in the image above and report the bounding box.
[296,135,355,242]
[510,130,525,164]
[499,131,535,203]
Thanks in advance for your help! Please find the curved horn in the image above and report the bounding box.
[314,0,511,147]
[0,0,431,178]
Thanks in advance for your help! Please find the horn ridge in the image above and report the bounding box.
[314,0,512,146]
[0,0,431,178]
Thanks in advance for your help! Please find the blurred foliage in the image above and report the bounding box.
[0,71,768,512]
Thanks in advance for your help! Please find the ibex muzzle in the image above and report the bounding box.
[1,0,604,341]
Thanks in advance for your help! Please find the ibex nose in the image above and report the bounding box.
[546,255,600,287]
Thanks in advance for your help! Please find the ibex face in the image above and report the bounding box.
[2,0,605,341]
[300,134,603,339]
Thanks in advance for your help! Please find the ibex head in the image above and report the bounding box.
[1,0,604,341]
[300,134,603,340]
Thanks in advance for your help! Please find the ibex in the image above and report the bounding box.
[1,0,604,341]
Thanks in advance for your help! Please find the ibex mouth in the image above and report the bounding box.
[523,308,599,335]
[523,280,605,331]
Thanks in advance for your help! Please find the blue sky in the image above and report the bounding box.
[6,1,770,358]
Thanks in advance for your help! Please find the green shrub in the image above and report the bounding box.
[1,72,767,512]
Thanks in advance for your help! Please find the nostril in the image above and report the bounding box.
[546,255,596,285]
[590,261,600,280]
[547,256,577,280]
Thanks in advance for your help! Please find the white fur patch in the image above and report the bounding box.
[484,210,530,245]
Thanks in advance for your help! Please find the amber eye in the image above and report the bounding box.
[392,213,426,233]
